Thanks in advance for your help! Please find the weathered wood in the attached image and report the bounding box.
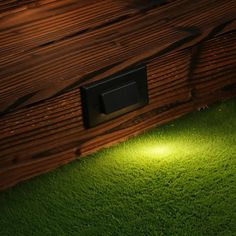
[0,28,235,190]
[0,0,235,115]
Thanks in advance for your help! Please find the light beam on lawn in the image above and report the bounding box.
[141,144,172,157]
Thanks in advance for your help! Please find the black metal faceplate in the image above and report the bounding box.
[81,66,149,128]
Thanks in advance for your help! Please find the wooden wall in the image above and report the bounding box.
[0,0,235,190]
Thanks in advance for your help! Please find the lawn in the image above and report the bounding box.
[0,98,235,236]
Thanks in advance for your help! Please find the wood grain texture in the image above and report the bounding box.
[0,0,235,115]
[0,0,235,190]
[0,31,236,190]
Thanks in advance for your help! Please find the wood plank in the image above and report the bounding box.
[0,31,235,190]
[0,0,145,53]
[0,149,76,190]
[0,0,105,25]
[0,0,175,19]
[0,0,175,52]
[0,0,235,115]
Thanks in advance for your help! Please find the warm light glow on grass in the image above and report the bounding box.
[0,99,235,236]
[112,138,201,163]
[141,144,172,157]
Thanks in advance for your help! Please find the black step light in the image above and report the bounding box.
[81,66,149,128]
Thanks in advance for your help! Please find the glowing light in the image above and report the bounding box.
[107,138,198,165]
[142,145,171,157]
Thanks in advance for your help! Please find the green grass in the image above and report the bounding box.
[0,98,236,236]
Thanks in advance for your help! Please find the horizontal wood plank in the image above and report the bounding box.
[0,31,235,190]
